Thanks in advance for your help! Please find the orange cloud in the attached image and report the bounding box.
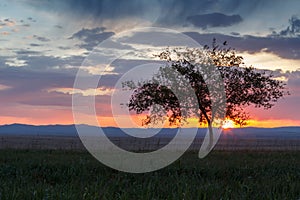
[5,21,16,27]
[1,31,10,35]
[245,119,300,128]
[0,84,11,91]
[48,87,115,96]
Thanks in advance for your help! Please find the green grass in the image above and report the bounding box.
[0,150,299,200]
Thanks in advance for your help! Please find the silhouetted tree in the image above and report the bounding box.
[123,39,289,148]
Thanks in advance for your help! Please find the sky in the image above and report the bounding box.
[0,0,300,127]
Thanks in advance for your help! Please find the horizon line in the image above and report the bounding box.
[1,123,300,129]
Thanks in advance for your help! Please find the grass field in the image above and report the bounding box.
[0,150,299,200]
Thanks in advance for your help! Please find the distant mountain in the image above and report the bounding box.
[222,127,300,139]
[0,124,79,136]
[0,124,299,139]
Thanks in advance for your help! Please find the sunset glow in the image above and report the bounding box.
[0,1,299,128]
[222,119,236,129]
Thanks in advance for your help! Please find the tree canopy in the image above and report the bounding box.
[123,39,290,128]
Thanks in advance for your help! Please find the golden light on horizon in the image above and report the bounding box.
[222,119,235,129]
[1,113,299,128]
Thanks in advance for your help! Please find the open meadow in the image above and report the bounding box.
[0,150,299,200]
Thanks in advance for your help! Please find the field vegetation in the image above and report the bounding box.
[0,150,299,199]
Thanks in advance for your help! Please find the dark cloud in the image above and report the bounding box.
[27,17,36,22]
[58,46,71,50]
[15,49,41,55]
[70,27,114,50]
[0,56,11,67]
[0,66,118,108]
[184,32,300,59]
[279,16,300,37]
[0,67,74,107]
[99,40,135,50]
[0,18,15,26]
[0,68,74,90]
[187,13,242,29]
[1,52,84,72]
[33,35,50,42]
[30,43,43,47]
[24,0,253,27]
[26,0,162,22]
[17,91,72,107]
[54,25,63,29]
[117,30,200,47]
[19,18,31,27]
[182,15,300,59]
[18,54,84,71]
[231,32,240,36]
[22,0,300,32]
[287,70,300,91]
[110,59,162,76]
[261,69,300,91]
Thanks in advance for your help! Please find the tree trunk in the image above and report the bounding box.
[207,122,214,151]
[198,109,214,151]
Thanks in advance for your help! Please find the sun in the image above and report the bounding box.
[222,119,235,129]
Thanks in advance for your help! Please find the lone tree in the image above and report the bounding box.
[122,39,289,148]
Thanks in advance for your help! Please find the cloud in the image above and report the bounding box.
[58,46,71,50]
[0,67,75,108]
[22,0,251,28]
[15,54,84,71]
[0,31,10,35]
[0,68,74,90]
[5,58,27,67]
[278,16,300,37]
[25,0,162,23]
[54,25,63,29]
[30,43,43,47]
[0,84,11,91]
[27,17,36,22]
[20,0,300,35]
[0,18,16,27]
[286,70,300,91]
[247,69,300,121]
[184,32,300,60]
[15,49,40,55]
[33,35,50,42]
[182,15,300,60]
[231,32,240,36]
[187,13,242,29]
[4,0,300,126]
[0,66,116,115]
[70,27,114,50]
[48,87,115,96]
